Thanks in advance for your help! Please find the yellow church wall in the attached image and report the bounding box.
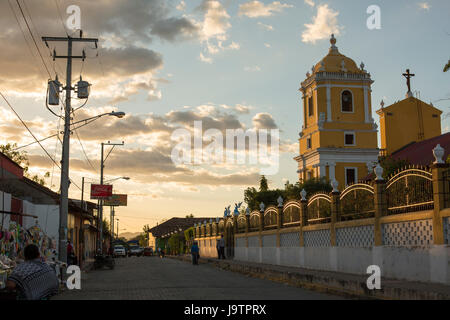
[334,162,370,188]
[329,86,366,123]
[378,97,442,154]
[319,131,377,149]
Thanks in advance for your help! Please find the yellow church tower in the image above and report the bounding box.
[295,35,379,188]
[376,69,443,156]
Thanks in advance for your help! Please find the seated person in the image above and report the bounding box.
[6,244,59,300]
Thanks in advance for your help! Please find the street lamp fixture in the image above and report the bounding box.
[109,111,125,118]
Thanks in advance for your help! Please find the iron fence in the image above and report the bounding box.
[386,168,433,214]
[307,193,331,224]
[340,183,375,221]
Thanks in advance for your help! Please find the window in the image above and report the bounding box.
[344,132,355,146]
[308,96,314,117]
[341,90,353,112]
[307,138,312,149]
[345,168,357,186]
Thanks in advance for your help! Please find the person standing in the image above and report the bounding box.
[218,235,225,259]
[67,241,75,266]
[216,239,220,259]
[191,241,200,265]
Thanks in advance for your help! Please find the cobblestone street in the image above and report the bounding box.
[54,256,342,300]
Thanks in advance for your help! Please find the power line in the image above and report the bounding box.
[71,114,96,172]
[53,0,69,36]
[15,0,52,78]
[0,90,83,192]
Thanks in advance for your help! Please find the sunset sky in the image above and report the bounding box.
[1,0,449,233]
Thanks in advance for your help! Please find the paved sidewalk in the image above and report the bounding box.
[169,255,450,300]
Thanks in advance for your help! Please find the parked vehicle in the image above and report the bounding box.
[128,245,144,257]
[143,247,153,256]
[113,245,126,257]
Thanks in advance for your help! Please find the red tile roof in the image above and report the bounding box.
[391,132,450,166]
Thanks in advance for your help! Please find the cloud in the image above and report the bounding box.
[199,52,213,63]
[176,1,186,11]
[196,0,239,63]
[302,4,342,44]
[418,2,431,10]
[252,113,278,129]
[244,66,262,72]
[0,0,203,103]
[239,1,293,18]
[304,0,315,7]
[257,22,274,31]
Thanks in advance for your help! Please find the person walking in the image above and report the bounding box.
[67,241,75,266]
[6,244,59,300]
[216,239,220,259]
[218,234,225,259]
[191,241,200,265]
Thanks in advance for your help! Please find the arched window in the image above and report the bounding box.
[308,96,314,117]
[341,90,353,112]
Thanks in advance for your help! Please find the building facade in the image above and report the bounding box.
[295,35,379,188]
[377,97,442,156]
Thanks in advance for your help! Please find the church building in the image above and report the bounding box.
[376,69,443,156]
[295,35,379,189]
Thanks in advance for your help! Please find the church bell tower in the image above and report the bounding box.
[294,35,379,189]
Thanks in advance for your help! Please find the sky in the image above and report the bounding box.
[0,0,449,233]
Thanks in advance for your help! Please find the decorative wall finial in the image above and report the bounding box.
[374,163,384,180]
[277,196,283,208]
[300,189,307,201]
[331,179,339,193]
[433,144,445,164]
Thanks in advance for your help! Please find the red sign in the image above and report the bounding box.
[90,184,113,199]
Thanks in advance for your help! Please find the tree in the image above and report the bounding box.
[259,175,268,192]
[185,214,194,218]
[0,143,50,186]
[244,177,332,211]
[378,156,409,180]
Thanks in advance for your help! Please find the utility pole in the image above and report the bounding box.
[98,141,124,254]
[111,206,115,245]
[42,35,98,263]
[116,219,119,239]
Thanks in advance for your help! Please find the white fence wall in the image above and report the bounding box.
[234,220,450,285]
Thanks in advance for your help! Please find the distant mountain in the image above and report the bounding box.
[119,232,141,240]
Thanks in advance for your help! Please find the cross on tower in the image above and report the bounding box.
[402,69,415,93]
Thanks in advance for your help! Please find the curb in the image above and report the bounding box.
[168,255,450,300]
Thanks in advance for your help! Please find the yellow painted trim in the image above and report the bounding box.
[303,223,331,232]
[261,229,278,236]
[335,218,375,229]
[279,226,301,234]
[440,208,450,218]
[380,211,433,224]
